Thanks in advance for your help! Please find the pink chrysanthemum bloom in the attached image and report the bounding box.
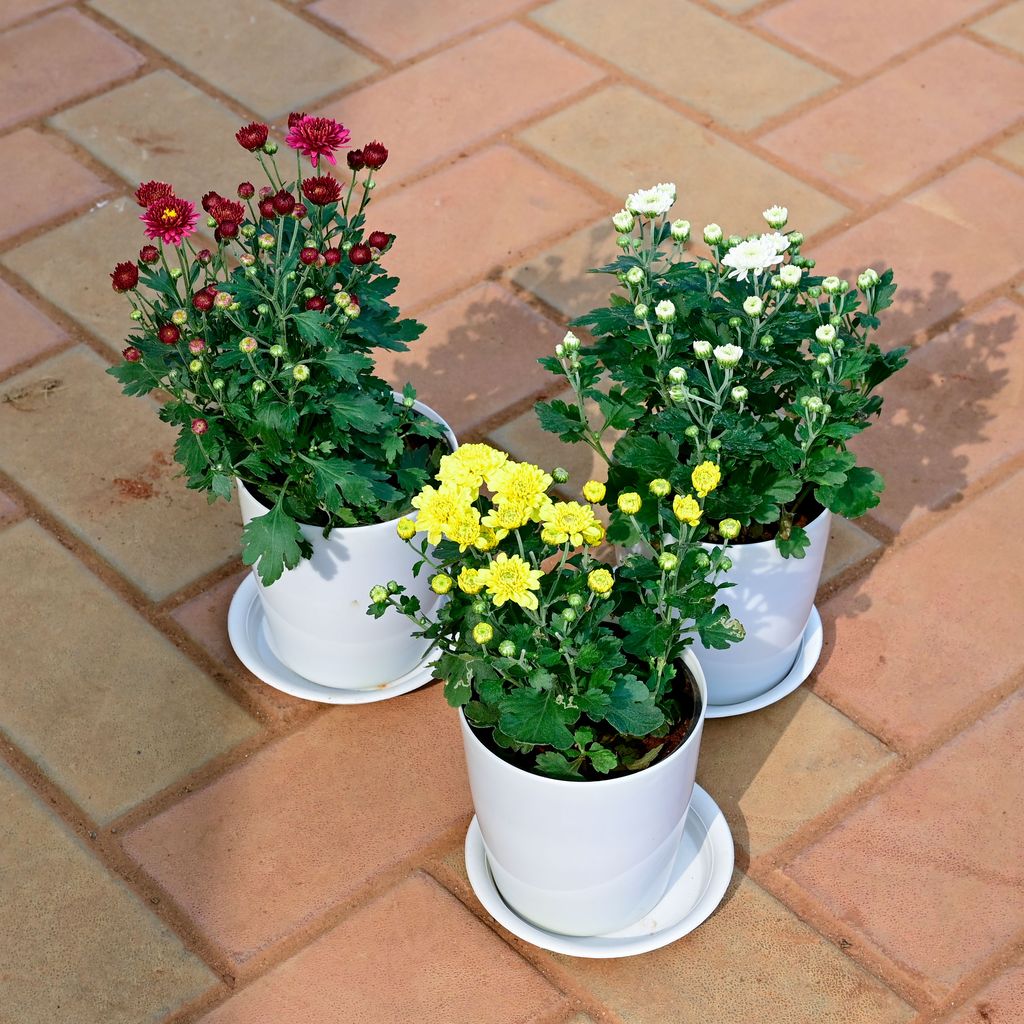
[285,115,350,168]
[140,196,198,246]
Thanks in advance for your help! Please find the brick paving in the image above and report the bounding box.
[0,1,1021,1021]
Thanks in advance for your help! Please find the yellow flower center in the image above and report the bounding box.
[162,207,179,220]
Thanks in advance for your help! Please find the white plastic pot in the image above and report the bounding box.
[237,398,456,689]
[460,650,707,937]
[695,507,831,705]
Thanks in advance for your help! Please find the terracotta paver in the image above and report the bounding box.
[0,347,242,600]
[310,0,533,61]
[939,961,1024,1023]
[90,0,376,119]
[3,197,164,353]
[376,281,564,438]
[170,571,312,721]
[809,159,1024,345]
[198,874,565,1023]
[814,472,1024,752]
[0,762,215,1023]
[0,521,256,823]
[52,70,267,204]
[520,85,847,236]
[368,145,603,310]
[319,22,603,186]
[0,9,143,131]
[996,128,1024,169]
[821,518,882,586]
[124,687,471,963]
[786,690,1024,997]
[559,874,914,1023]
[533,0,837,132]
[0,127,109,242]
[759,37,1024,203]
[757,0,994,75]
[698,689,894,857]
[971,1,1024,55]
[852,299,1024,532]
[0,276,67,375]
[0,0,69,29]
[0,490,23,527]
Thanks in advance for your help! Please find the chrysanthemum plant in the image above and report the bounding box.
[369,443,744,780]
[108,116,448,584]
[538,184,906,557]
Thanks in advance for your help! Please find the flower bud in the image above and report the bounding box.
[727,316,742,329]
[646,478,670,497]
[396,517,415,540]
[743,296,763,317]
[695,552,710,570]
[719,518,741,539]
[498,640,517,657]
[655,299,676,323]
[731,385,748,402]
[656,331,672,345]
[252,379,267,393]
[707,438,721,451]
[807,285,822,299]
[770,276,783,290]
[693,339,713,359]
[562,330,581,351]
[617,492,642,515]
[858,267,880,290]
[552,467,569,484]
[292,364,310,382]
[804,258,816,270]
[762,205,788,229]
[212,378,224,390]
[472,622,494,645]
[612,208,635,233]
[239,336,258,353]
[616,235,631,249]
[269,344,284,358]
[668,366,687,384]
[822,276,843,295]
[189,359,202,373]
[258,233,275,250]
[760,335,774,350]
[345,303,361,319]
[815,324,836,345]
[720,557,733,572]
[214,292,232,309]
[805,395,824,414]
[369,585,388,604]
[129,309,143,321]
[658,551,678,571]
[670,218,691,242]
[703,223,723,244]
[816,352,832,366]
[727,235,743,248]
[684,425,699,438]
[780,264,802,288]
[668,384,686,403]
[561,607,578,623]
[634,303,649,320]
[697,259,714,273]
[713,343,743,368]
[554,343,565,358]
[582,480,605,502]
[788,231,804,247]
[169,267,182,280]
[625,267,644,286]
[387,580,400,594]
[430,574,453,595]
[262,141,278,154]
[191,418,208,435]
[567,592,584,608]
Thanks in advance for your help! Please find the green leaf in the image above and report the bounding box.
[291,310,333,344]
[498,688,577,749]
[816,465,884,519]
[320,350,373,383]
[587,744,618,774]
[776,526,810,559]
[107,361,156,397]
[300,455,401,511]
[327,391,392,433]
[535,751,584,781]
[613,434,677,478]
[696,605,745,650]
[240,500,310,586]
[804,448,857,486]
[604,676,665,736]
[535,399,586,441]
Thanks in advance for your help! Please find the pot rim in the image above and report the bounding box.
[699,505,831,551]
[237,393,456,534]
[459,648,707,789]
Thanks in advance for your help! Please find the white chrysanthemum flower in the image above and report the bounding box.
[815,324,836,345]
[625,266,645,286]
[693,339,713,359]
[562,330,581,350]
[713,343,744,368]
[762,231,791,254]
[743,296,764,317]
[670,219,691,242]
[731,385,749,402]
[780,264,802,287]
[858,267,880,289]
[720,236,785,281]
[612,208,635,233]
[822,276,844,295]
[655,299,676,323]
[625,182,676,218]
[763,205,788,229]
[703,223,723,244]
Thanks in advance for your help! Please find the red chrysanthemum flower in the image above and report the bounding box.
[193,291,214,312]
[285,115,350,169]
[140,196,198,246]
[293,203,307,218]
[272,189,295,215]
[305,296,327,311]
[367,230,391,250]
[139,245,160,264]
[209,198,245,225]
[287,111,307,128]
[361,140,388,169]
[110,261,139,292]
[191,418,208,435]
[299,247,319,265]
[196,248,213,264]
[238,181,255,199]
[158,324,180,345]
[123,346,142,362]
[324,247,342,266]
[236,122,269,151]
[134,180,174,208]
[346,149,365,171]
[301,175,342,206]
[201,190,223,213]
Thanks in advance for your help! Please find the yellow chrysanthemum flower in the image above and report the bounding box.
[649,478,671,497]
[430,574,453,595]
[691,461,722,498]
[582,480,606,503]
[617,492,642,515]
[472,622,494,645]
[477,552,544,610]
[443,506,482,552]
[481,500,528,540]
[410,483,474,545]
[437,443,508,492]
[487,460,552,520]
[457,566,484,594]
[673,493,702,526]
[538,501,604,547]
[396,517,416,540]
[719,518,741,540]
[473,526,499,552]
[587,568,614,595]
